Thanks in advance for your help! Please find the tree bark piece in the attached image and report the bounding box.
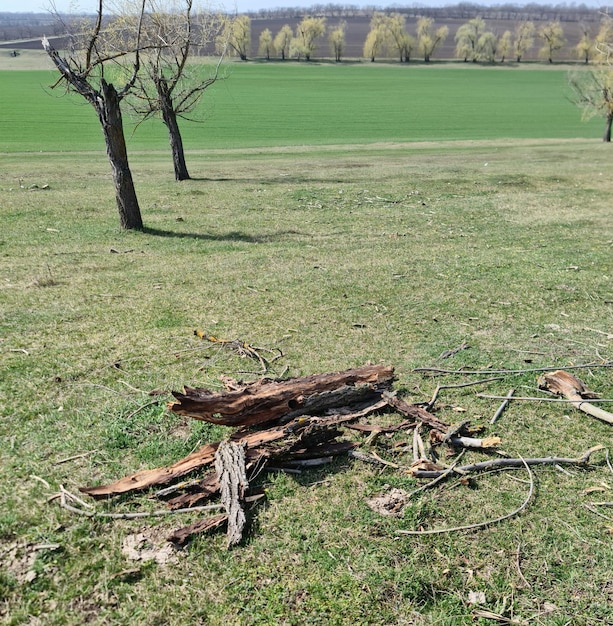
[169,364,394,427]
[167,513,228,546]
[538,370,613,426]
[383,392,451,433]
[215,441,248,548]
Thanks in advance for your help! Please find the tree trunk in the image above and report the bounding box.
[98,80,143,230]
[157,79,190,181]
[604,115,612,142]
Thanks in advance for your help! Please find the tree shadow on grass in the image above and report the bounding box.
[142,226,302,243]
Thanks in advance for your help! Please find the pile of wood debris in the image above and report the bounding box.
[67,363,611,547]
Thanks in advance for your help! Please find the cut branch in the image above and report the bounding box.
[538,370,613,425]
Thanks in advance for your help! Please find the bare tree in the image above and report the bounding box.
[455,17,487,62]
[570,16,613,142]
[42,1,147,229]
[294,16,326,61]
[363,12,386,62]
[129,0,224,181]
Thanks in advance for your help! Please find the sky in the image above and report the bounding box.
[3,0,612,13]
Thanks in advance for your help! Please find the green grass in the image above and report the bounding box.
[1,61,613,625]
[0,59,605,153]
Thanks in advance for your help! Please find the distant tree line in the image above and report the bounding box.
[243,3,603,23]
[221,12,609,64]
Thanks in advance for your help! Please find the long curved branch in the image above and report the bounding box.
[397,457,534,536]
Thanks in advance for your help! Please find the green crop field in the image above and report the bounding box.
[0,58,604,153]
[1,58,613,626]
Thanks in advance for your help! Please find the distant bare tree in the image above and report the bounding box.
[328,21,346,62]
[416,16,448,62]
[273,24,293,60]
[513,21,535,62]
[538,21,565,63]
[455,17,487,62]
[128,0,225,181]
[576,23,595,64]
[258,27,274,59]
[294,16,326,61]
[498,30,512,62]
[219,14,250,61]
[363,12,386,62]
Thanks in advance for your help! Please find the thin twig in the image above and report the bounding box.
[60,485,94,509]
[606,449,613,474]
[54,450,98,465]
[58,485,223,518]
[514,543,531,589]
[30,474,51,489]
[124,399,162,420]
[426,377,503,410]
[349,450,392,467]
[478,394,613,403]
[583,503,613,522]
[396,457,534,536]
[414,361,612,376]
[491,389,515,424]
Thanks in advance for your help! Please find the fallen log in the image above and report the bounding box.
[538,370,613,426]
[168,364,394,427]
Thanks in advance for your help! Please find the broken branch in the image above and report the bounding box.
[169,364,394,427]
[538,370,613,425]
[408,446,603,479]
[491,389,515,424]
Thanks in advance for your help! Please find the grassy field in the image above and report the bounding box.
[1,61,613,625]
[0,53,605,153]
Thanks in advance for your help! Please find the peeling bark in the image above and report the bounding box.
[169,364,395,427]
[215,441,248,547]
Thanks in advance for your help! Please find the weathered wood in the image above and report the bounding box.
[167,514,227,546]
[215,441,248,548]
[538,370,613,426]
[168,364,394,427]
[383,392,451,433]
[79,425,287,498]
[165,472,219,510]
